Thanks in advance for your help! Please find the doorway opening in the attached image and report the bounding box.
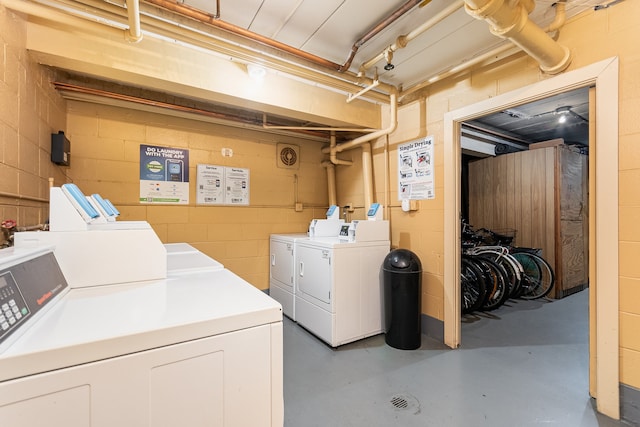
[443,57,620,419]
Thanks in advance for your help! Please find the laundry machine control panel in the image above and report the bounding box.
[0,251,69,351]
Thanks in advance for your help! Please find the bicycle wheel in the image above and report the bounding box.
[475,257,509,311]
[461,257,486,314]
[478,252,521,299]
[511,252,555,299]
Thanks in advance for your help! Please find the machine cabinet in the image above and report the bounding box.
[0,323,282,427]
[294,239,388,347]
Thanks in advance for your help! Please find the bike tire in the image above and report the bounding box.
[461,257,487,314]
[511,252,555,299]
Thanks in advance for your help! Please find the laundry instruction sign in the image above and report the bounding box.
[196,164,250,206]
[398,136,435,200]
[140,144,190,204]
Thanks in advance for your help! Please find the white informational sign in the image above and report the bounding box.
[196,164,225,205]
[225,167,250,205]
[398,136,435,200]
[139,144,189,204]
[196,165,250,206]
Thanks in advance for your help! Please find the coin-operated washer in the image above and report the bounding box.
[294,203,390,347]
[269,205,343,321]
[2,184,283,427]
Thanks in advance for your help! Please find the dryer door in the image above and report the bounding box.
[296,245,332,306]
[269,239,294,290]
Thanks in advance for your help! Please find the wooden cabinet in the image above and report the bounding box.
[468,145,588,298]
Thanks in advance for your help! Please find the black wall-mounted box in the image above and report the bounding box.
[51,131,70,166]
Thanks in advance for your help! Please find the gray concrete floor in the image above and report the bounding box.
[283,290,628,426]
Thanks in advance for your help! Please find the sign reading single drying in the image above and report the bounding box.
[398,136,435,200]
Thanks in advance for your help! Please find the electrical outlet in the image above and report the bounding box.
[345,203,355,213]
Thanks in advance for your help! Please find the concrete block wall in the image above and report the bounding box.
[65,101,329,289]
[0,6,67,237]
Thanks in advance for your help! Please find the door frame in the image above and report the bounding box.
[443,57,620,419]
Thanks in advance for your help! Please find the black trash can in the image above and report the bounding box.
[383,249,422,350]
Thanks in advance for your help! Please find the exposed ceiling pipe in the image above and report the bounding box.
[323,91,398,158]
[52,82,331,140]
[399,0,569,101]
[327,132,354,166]
[144,0,343,71]
[125,0,143,42]
[262,114,378,133]
[339,0,424,72]
[464,0,571,74]
[10,0,394,102]
[347,79,380,103]
[542,0,566,33]
[1,0,132,41]
[400,42,518,101]
[359,0,465,75]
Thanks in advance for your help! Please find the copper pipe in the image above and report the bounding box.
[339,0,423,72]
[52,82,329,138]
[144,0,342,71]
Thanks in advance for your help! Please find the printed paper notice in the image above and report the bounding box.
[398,136,435,200]
[196,164,225,205]
[225,167,250,205]
[196,165,250,206]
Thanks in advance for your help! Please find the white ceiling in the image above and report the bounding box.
[28,0,615,144]
[178,0,607,89]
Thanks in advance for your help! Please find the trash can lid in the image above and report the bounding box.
[383,249,422,272]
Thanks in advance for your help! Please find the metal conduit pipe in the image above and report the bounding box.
[360,0,464,74]
[464,0,571,74]
[125,0,142,42]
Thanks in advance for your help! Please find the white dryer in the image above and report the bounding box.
[269,234,307,320]
[294,236,389,347]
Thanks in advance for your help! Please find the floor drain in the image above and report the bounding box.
[389,393,420,414]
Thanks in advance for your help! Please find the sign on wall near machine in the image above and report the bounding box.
[139,144,190,204]
[196,164,250,206]
[398,136,435,201]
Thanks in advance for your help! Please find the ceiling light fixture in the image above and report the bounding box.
[555,105,571,124]
[246,63,267,80]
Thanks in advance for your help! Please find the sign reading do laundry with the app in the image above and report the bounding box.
[139,144,190,204]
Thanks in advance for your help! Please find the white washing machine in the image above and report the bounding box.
[1,185,283,426]
[294,232,389,347]
[0,245,284,427]
[269,234,308,320]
